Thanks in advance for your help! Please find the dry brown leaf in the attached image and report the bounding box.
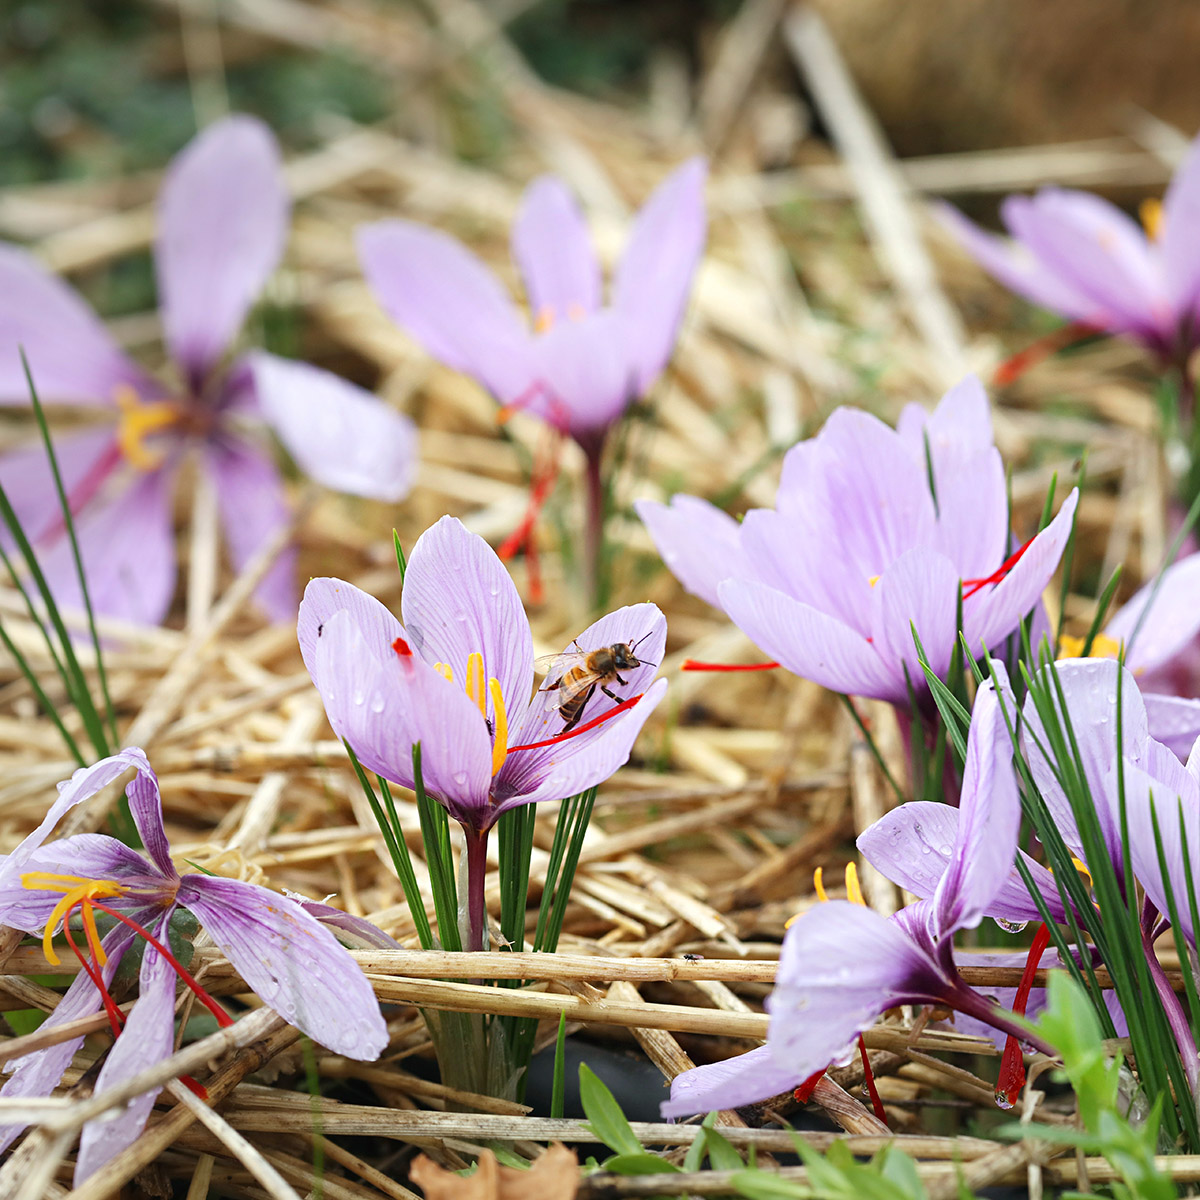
[410,1144,579,1199]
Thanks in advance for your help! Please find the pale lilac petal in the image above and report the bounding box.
[662,1044,800,1119]
[311,604,493,825]
[612,158,707,393]
[498,678,667,817]
[248,353,417,502]
[1003,192,1163,337]
[357,221,535,404]
[0,429,118,549]
[1143,694,1200,761]
[401,516,533,722]
[1105,552,1200,675]
[124,760,176,878]
[1021,658,1148,863]
[870,548,960,689]
[178,875,388,1059]
[204,435,296,625]
[298,577,403,682]
[933,678,1021,934]
[0,835,165,932]
[532,309,634,439]
[0,244,156,406]
[512,177,601,320]
[1162,134,1200,317]
[963,488,1078,652]
[284,893,402,950]
[1122,759,1200,944]
[157,116,288,382]
[74,913,177,1183]
[935,202,1100,322]
[635,495,748,609]
[0,924,137,1155]
[36,466,177,627]
[718,579,898,701]
[0,748,155,888]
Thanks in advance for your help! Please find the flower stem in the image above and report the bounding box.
[465,828,490,953]
[583,444,606,609]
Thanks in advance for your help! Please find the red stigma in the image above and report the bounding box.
[507,692,645,753]
[680,659,781,672]
[961,534,1037,599]
[392,636,412,657]
[793,1069,825,1104]
[995,922,1051,1108]
[857,1035,888,1126]
[994,322,1099,386]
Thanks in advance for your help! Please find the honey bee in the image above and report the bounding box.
[536,632,656,733]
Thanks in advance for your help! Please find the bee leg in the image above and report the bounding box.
[600,684,625,704]
[540,677,564,694]
[560,706,585,733]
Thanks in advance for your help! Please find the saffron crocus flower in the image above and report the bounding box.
[0,747,388,1181]
[0,115,416,627]
[298,515,667,949]
[357,162,705,596]
[664,673,1053,1118]
[638,375,1077,713]
[938,134,1200,370]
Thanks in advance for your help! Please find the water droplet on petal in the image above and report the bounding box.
[994,1090,1014,1110]
[353,690,365,706]
[370,694,385,713]
[996,918,1028,934]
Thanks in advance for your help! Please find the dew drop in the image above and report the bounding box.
[938,844,953,856]
[994,1090,1014,1110]
[370,694,385,714]
[996,918,1028,934]
[353,690,365,706]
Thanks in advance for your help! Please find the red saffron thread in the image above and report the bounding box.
[995,922,1052,1108]
[392,636,412,657]
[994,321,1098,387]
[507,692,645,753]
[680,659,781,672]
[793,1069,825,1104]
[858,1035,888,1126]
[961,534,1037,599]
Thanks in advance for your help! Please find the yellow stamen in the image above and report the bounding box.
[813,866,827,903]
[534,306,555,334]
[434,662,454,683]
[114,384,179,472]
[1057,632,1123,661]
[1071,856,1093,886]
[845,862,865,907]
[1140,197,1164,242]
[22,873,127,966]
[489,677,508,776]
[867,575,880,588]
[465,652,486,720]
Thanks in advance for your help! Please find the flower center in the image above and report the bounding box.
[114,384,182,471]
[1056,632,1123,661]
[432,650,510,777]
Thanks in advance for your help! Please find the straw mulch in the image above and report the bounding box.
[0,1,1190,1197]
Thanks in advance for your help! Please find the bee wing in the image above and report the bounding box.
[534,649,589,680]
[548,668,602,707]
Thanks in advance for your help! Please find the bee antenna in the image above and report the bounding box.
[631,630,654,652]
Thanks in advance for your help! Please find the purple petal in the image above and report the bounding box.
[498,678,667,819]
[357,221,535,404]
[401,516,534,724]
[1144,693,1200,760]
[932,677,1021,933]
[0,749,156,888]
[531,308,634,439]
[74,912,177,1183]
[0,429,119,549]
[870,548,960,688]
[718,578,899,702]
[36,467,177,627]
[0,244,157,406]
[1105,552,1200,676]
[901,374,995,458]
[178,875,388,1059]
[963,488,1078,653]
[1121,758,1200,944]
[311,603,493,825]
[0,924,137,1155]
[636,495,749,610]
[512,177,601,322]
[1162,134,1200,318]
[1002,192,1163,338]
[612,158,707,393]
[157,116,288,382]
[284,893,403,950]
[662,1044,800,1120]
[124,758,176,878]
[248,353,417,502]
[298,577,403,682]
[204,435,296,625]
[935,202,1100,322]
[0,834,166,933]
